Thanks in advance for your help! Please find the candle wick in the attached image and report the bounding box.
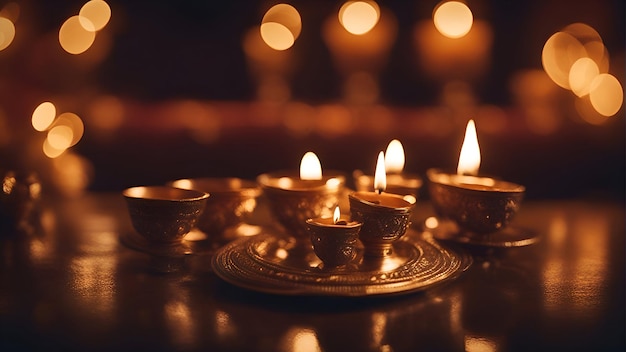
[376,189,382,195]
[335,220,347,225]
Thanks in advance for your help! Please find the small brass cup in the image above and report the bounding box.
[123,186,209,243]
[349,192,414,257]
[427,169,525,235]
[257,172,346,240]
[306,218,362,269]
[169,178,261,239]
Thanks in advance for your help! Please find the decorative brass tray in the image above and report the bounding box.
[427,219,540,248]
[211,229,471,296]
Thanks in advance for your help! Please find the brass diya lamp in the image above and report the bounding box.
[168,178,261,243]
[306,206,362,269]
[427,120,525,238]
[354,139,422,200]
[257,152,346,240]
[349,151,415,257]
[123,186,209,244]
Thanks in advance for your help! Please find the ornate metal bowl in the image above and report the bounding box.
[123,186,208,243]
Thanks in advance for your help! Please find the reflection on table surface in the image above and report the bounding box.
[1,193,624,351]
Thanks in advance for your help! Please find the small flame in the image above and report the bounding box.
[374,151,386,193]
[300,152,322,180]
[333,206,340,224]
[457,120,481,175]
[384,139,405,173]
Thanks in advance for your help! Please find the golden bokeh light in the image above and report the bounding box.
[43,138,66,158]
[339,1,380,35]
[47,125,74,150]
[589,74,623,117]
[53,112,85,146]
[260,22,294,51]
[563,23,610,73]
[0,16,16,51]
[260,3,301,51]
[262,3,301,38]
[542,31,586,90]
[569,57,599,97]
[79,0,111,31]
[433,1,473,39]
[59,15,96,54]
[32,102,57,132]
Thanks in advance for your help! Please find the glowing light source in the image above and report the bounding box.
[0,16,15,51]
[457,120,480,176]
[59,15,96,54]
[569,57,599,97]
[47,125,74,150]
[43,138,67,159]
[53,112,84,147]
[374,151,386,193]
[333,206,341,224]
[300,152,322,180]
[32,102,57,132]
[260,23,294,51]
[339,1,380,35]
[433,1,473,39]
[384,139,405,173]
[260,4,301,51]
[589,74,623,117]
[79,0,111,31]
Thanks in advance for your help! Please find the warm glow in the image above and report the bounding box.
[333,206,340,224]
[374,151,386,193]
[589,74,623,117]
[260,3,301,51]
[542,31,586,90]
[339,1,380,35]
[43,139,66,158]
[384,139,405,173]
[32,102,57,131]
[47,125,74,150]
[433,1,473,39]
[300,152,322,180]
[54,112,85,147]
[260,22,294,50]
[425,216,439,229]
[79,0,111,31]
[0,16,15,51]
[457,120,481,176]
[569,57,599,97]
[59,15,96,54]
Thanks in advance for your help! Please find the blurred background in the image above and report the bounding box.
[0,0,623,200]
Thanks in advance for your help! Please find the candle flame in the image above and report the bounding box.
[374,151,386,193]
[457,119,481,175]
[300,152,322,180]
[384,139,405,173]
[333,206,340,224]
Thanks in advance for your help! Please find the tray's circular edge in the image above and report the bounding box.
[210,233,473,297]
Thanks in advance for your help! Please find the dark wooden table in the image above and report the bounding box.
[1,193,624,351]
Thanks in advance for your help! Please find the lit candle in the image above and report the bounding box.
[427,119,525,234]
[354,139,422,198]
[257,152,346,239]
[307,206,359,227]
[429,120,524,192]
[306,206,362,268]
[349,151,414,257]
